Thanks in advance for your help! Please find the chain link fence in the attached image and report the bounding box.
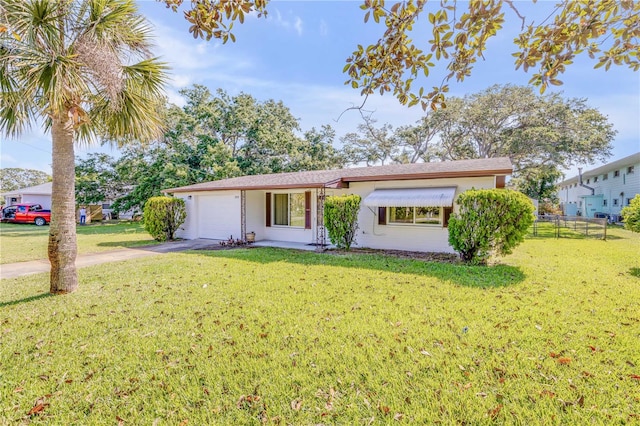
[530,215,607,240]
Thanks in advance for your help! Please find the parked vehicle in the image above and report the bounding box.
[1,203,51,226]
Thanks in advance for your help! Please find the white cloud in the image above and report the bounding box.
[147,17,253,75]
[319,19,328,37]
[294,17,303,36]
[0,153,17,167]
[171,74,192,88]
[166,88,187,107]
[269,9,304,36]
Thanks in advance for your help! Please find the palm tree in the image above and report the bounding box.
[0,0,168,294]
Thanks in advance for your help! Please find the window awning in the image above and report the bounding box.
[362,187,457,207]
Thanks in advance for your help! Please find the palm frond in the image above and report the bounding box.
[1,0,168,144]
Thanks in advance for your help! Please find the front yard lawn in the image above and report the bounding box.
[0,228,638,424]
[0,221,157,264]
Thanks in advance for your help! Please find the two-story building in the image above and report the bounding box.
[557,152,640,219]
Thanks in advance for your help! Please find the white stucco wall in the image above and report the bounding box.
[245,190,265,241]
[177,175,499,253]
[246,189,317,244]
[175,194,198,240]
[344,176,496,253]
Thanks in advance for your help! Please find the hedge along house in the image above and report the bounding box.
[163,157,512,253]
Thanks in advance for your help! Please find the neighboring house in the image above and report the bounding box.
[164,157,512,253]
[1,182,52,209]
[557,152,640,219]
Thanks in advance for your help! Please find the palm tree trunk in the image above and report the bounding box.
[49,115,78,294]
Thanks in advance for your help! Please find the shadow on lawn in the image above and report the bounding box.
[0,292,52,308]
[198,247,526,288]
[629,267,640,278]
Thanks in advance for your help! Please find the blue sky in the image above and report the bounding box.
[1,1,638,178]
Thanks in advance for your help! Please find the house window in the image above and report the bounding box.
[613,199,619,206]
[627,198,633,206]
[388,206,442,225]
[586,179,590,184]
[593,176,598,183]
[602,173,608,181]
[273,193,305,227]
[614,170,620,177]
[603,199,607,207]
[628,166,635,174]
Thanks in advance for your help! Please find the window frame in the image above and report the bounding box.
[628,166,635,174]
[614,170,620,177]
[386,206,444,226]
[602,173,608,181]
[272,192,306,228]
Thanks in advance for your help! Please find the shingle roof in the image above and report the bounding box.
[164,157,513,193]
[2,181,52,197]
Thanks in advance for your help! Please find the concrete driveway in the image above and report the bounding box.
[0,239,220,280]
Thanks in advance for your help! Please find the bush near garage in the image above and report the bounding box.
[143,196,186,241]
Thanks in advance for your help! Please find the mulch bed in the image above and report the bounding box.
[193,243,460,263]
[193,243,256,251]
[326,248,460,264]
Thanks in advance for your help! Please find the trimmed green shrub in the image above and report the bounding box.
[143,196,187,242]
[448,189,535,264]
[621,194,640,233]
[324,194,361,250]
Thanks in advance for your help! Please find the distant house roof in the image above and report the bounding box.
[557,152,640,186]
[164,157,513,193]
[2,181,52,197]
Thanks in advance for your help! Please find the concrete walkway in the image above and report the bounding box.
[0,239,326,280]
[0,239,220,280]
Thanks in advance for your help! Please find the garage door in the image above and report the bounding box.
[197,193,241,239]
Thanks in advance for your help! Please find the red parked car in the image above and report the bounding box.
[1,203,51,226]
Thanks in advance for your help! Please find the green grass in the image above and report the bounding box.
[0,221,157,264]
[1,228,639,424]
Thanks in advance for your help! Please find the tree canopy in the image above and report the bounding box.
[90,85,344,213]
[163,0,639,109]
[340,85,615,186]
[0,167,51,194]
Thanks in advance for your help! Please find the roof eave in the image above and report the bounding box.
[164,182,327,193]
[342,169,513,183]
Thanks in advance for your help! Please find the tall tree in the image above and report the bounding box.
[433,85,615,176]
[113,86,343,212]
[164,1,639,109]
[1,0,167,294]
[287,125,344,172]
[75,153,124,205]
[509,166,562,205]
[341,117,398,166]
[393,114,443,164]
[0,167,51,193]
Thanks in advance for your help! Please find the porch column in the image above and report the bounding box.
[241,190,246,241]
[315,187,326,252]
